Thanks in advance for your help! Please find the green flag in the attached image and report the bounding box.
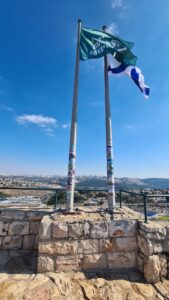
[80,27,137,66]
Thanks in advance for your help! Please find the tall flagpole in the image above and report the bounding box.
[66,19,81,212]
[103,25,116,213]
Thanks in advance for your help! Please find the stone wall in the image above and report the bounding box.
[0,208,169,283]
[37,214,138,273]
[138,221,169,283]
[0,209,49,272]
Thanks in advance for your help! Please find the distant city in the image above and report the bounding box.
[0,175,169,190]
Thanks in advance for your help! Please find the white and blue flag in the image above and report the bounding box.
[108,55,150,99]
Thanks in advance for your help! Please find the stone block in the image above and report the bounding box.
[159,254,167,278]
[2,236,23,249]
[38,255,54,272]
[39,240,78,255]
[153,242,163,254]
[68,223,84,238]
[139,222,166,240]
[163,240,169,253]
[8,222,29,236]
[82,254,107,270]
[144,255,161,283]
[0,209,25,221]
[109,220,137,238]
[84,222,90,237]
[27,211,46,221]
[107,252,136,269]
[23,235,35,250]
[90,222,108,239]
[138,234,162,255]
[100,237,137,253]
[78,239,99,254]
[52,222,68,239]
[30,222,40,234]
[138,235,153,256]
[56,255,81,272]
[39,216,51,240]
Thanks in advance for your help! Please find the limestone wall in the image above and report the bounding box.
[138,221,169,283]
[0,209,48,251]
[37,215,138,273]
[0,208,169,283]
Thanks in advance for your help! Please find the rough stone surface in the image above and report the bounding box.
[78,239,99,254]
[23,235,35,250]
[0,221,6,236]
[109,220,137,237]
[56,255,81,271]
[138,235,154,256]
[139,221,166,240]
[38,256,54,273]
[90,222,108,239]
[100,237,137,253]
[163,239,169,252]
[144,255,161,283]
[0,209,25,221]
[83,222,90,237]
[8,222,29,236]
[52,222,68,238]
[107,251,137,269]
[2,236,23,249]
[39,240,78,255]
[0,250,37,273]
[0,272,168,300]
[27,211,46,221]
[159,254,168,278]
[39,215,52,240]
[81,254,107,270]
[30,222,40,235]
[69,223,84,238]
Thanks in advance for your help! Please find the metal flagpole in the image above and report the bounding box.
[66,19,82,212]
[103,25,116,213]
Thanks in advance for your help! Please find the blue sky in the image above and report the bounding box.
[0,0,169,177]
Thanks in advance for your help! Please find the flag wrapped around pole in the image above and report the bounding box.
[108,54,150,99]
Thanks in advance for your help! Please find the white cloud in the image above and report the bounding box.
[0,104,14,112]
[16,114,57,136]
[62,123,70,129]
[107,22,119,35]
[16,114,57,127]
[112,0,124,8]
[111,0,128,12]
[43,127,55,137]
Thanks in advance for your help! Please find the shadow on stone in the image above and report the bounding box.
[0,250,38,274]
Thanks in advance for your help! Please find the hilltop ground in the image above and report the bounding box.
[0,272,169,300]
